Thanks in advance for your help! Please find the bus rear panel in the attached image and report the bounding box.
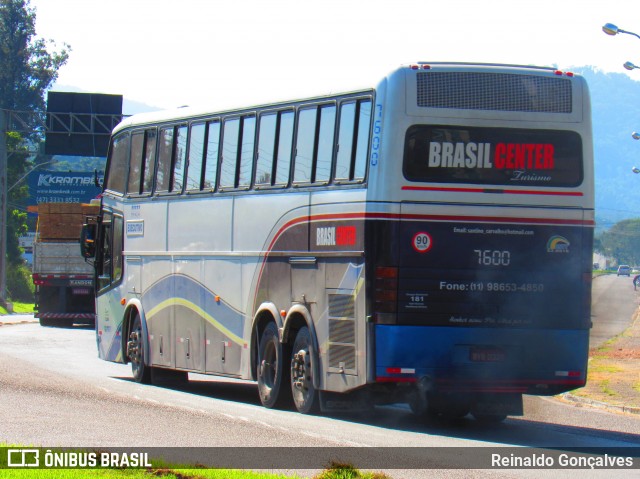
[366,64,593,418]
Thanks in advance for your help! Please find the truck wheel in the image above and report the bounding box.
[257,322,291,408]
[290,326,319,414]
[128,314,151,384]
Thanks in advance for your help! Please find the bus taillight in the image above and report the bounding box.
[374,266,398,323]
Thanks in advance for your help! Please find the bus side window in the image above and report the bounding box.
[156,127,174,192]
[172,125,188,193]
[127,132,144,194]
[97,214,112,291]
[186,122,206,191]
[203,121,220,190]
[256,113,277,185]
[104,133,130,194]
[353,99,372,181]
[238,115,255,188]
[112,215,124,284]
[294,107,316,183]
[142,129,157,194]
[336,99,371,182]
[315,104,336,183]
[220,118,240,188]
[97,213,124,292]
[275,111,294,185]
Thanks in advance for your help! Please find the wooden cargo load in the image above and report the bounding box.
[37,203,100,241]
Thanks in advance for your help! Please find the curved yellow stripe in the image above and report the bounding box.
[146,298,247,347]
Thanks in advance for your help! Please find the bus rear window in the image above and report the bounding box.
[403,125,583,187]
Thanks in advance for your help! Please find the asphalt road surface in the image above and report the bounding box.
[590,274,639,348]
[0,275,639,478]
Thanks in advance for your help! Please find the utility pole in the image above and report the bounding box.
[0,109,8,306]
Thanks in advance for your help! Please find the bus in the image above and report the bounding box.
[82,62,594,422]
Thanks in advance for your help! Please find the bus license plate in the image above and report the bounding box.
[72,288,90,295]
[470,347,505,362]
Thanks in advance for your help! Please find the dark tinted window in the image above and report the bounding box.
[128,132,144,194]
[105,134,129,194]
[142,129,157,194]
[156,127,174,192]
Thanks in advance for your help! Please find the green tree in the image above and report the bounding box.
[0,0,70,114]
[597,219,640,266]
[1,0,69,301]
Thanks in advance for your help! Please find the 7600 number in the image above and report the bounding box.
[474,249,511,266]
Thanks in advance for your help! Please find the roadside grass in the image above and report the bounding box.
[587,363,622,374]
[0,302,35,315]
[569,307,640,408]
[1,470,297,479]
[0,465,388,479]
[599,379,617,397]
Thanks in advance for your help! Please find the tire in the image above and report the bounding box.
[290,326,319,414]
[257,322,291,408]
[128,313,152,384]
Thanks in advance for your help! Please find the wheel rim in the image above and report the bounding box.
[128,323,143,375]
[260,339,278,391]
[291,348,312,403]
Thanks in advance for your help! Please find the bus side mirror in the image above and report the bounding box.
[80,223,97,259]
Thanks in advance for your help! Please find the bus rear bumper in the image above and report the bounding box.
[374,325,589,396]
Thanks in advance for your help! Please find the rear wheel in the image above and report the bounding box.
[128,313,151,384]
[290,326,319,414]
[257,322,291,408]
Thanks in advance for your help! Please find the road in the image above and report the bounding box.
[590,274,639,348]
[0,275,639,478]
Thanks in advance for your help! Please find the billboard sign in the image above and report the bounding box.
[28,171,102,207]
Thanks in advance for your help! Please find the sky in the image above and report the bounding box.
[29,0,640,113]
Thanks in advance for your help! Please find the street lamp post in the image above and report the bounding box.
[633,133,640,175]
[603,23,640,176]
[602,23,640,40]
[602,23,640,70]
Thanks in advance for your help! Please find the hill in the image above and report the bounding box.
[574,67,640,230]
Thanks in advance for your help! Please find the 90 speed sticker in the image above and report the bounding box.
[412,232,433,253]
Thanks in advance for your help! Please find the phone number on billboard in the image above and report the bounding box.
[37,197,82,204]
